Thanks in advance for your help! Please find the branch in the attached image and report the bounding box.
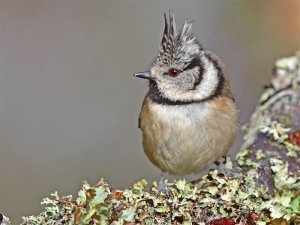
[10,53,300,225]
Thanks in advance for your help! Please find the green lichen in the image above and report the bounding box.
[268,157,300,221]
[260,120,300,158]
[22,161,300,225]
[260,121,290,144]
[235,149,259,168]
[22,192,74,225]
[255,149,266,160]
[285,141,300,158]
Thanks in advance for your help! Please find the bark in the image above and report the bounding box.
[239,52,300,191]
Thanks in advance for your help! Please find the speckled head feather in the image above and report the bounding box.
[154,13,203,68]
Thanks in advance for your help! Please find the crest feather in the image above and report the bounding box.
[155,12,202,67]
[160,13,176,54]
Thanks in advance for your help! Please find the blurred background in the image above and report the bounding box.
[0,0,299,223]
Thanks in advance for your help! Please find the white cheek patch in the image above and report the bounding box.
[177,67,200,90]
[163,54,219,102]
[194,55,219,99]
[184,66,200,81]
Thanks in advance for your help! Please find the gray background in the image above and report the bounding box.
[0,0,299,223]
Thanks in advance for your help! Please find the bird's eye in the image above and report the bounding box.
[167,68,180,77]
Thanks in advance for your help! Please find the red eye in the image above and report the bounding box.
[168,68,180,77]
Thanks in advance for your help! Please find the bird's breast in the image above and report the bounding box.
[139,98,237,175]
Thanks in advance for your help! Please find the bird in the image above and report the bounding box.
[134,13,237,193]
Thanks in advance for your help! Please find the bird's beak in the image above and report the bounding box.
[133,70,151,80]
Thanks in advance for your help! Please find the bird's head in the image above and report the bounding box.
[134,13,224,105]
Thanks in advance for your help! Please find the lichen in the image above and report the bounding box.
[21,161,299,225]
[260,120,300,158]
[260,121,290,144]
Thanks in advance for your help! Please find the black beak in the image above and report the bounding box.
[133,70,151,80]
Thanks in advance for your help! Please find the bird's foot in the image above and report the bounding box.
[157,174,173,198]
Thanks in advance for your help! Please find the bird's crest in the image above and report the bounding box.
[154,12,202,67]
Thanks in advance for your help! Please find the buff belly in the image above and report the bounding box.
[139,98,237,176]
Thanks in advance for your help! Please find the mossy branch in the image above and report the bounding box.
[2,53,300,225]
